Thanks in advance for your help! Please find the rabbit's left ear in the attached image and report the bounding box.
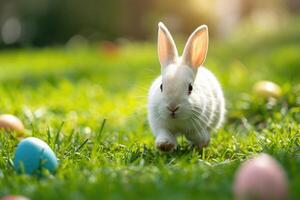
[182,25,209,69]
[157,22,178,68]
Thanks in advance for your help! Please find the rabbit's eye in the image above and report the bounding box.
[188,83,193,95]
[160,83,163,92]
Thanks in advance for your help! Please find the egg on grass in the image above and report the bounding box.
[253,80,282,99]
[0,195,29,200]
[13,137,58,175]
[233,153,288,200]
[0,114,25,136]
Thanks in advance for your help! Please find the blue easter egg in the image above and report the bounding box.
[13,137,58,175]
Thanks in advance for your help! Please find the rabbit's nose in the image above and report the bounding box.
[167,105,179,113]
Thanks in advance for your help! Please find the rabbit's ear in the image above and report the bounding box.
[182,25,208,69]
[158,22,178,67]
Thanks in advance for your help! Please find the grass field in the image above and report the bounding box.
[0,23,299,200]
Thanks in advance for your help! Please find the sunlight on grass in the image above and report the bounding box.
[0,28,299,199]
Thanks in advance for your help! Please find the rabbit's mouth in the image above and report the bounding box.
[169,110,182,119]
[166,110,191,121]
[167,105,180,119]
[170,112,177,119]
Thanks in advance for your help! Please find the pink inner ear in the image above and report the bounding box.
[190,32,208,68]
[158,26,177,67]
[191,36,206,67]
[158,30,169,65]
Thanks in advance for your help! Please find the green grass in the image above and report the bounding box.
[0,25,299,200]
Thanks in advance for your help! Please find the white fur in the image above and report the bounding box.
[148,22,225,152]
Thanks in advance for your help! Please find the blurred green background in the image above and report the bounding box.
[0,0,299,47]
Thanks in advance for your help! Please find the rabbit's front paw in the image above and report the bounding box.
[155,137,176,152]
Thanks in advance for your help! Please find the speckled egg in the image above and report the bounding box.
[253,81,282,99]
[234,153,288,200]
[13,137,58,175]
[0,114,25,135]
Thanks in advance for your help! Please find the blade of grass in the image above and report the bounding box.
[97,118,107,141]
[54,121,65,151]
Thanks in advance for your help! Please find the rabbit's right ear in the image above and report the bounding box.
[182,25,208,69]
[157,22,178,68]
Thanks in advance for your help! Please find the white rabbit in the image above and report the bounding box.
[148,22,225,152]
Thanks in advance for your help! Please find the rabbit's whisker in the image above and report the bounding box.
[191,106,210,122]
[191,118,208,138]
[191,109,209,124]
